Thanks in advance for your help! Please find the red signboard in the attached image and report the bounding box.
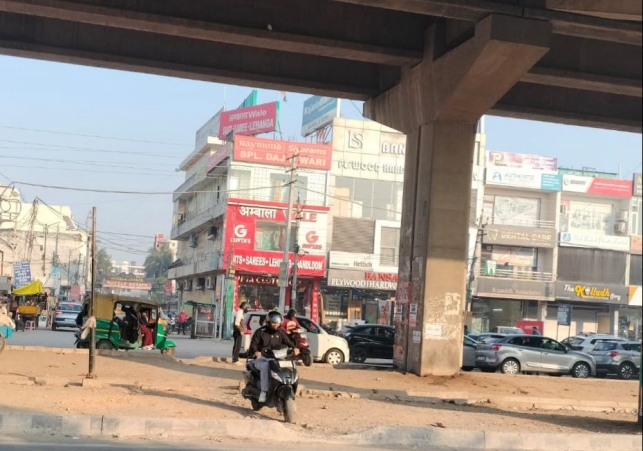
[103,280,153,291]
[234,135,332,170]
[224,201,328,278]
[219,102,278,138]
[587,178,633,197]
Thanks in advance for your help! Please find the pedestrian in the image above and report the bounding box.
[532,326,541,336]
[177,309,189,335]
[464,325,470,336]
[232,302,249,365]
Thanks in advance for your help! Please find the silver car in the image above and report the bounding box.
[590,341,641,380]
[476,335,596,378]
[52,302,83,331]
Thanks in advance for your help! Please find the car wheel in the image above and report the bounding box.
[350,347,368,364]
[619,362,636,380]
[324,348,345,365]
[572,362,591,379]
[97,339,115,351]
[461,367,474,372]
[501,359,521,375]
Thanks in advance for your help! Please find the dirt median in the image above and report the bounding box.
[0,350,639,436]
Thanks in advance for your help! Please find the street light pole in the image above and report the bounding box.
[290,199,303,311]
[88,207,97,378]
[278,152,298,313]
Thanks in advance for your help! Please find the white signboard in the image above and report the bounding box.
[485,168,555,190]
[562,175,593,193]
[329,251,398,273]
[559,232,631,252]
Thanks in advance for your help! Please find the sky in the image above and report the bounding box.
[1,55,641,264]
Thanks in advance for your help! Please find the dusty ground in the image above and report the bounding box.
[0,350,640,436]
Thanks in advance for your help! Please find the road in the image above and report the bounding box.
[7,328,233,359]
[0,437,413,451]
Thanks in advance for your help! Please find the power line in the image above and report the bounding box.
[0,124,192,148]
[0,140,180,159]
[2,164,183,178]
[0,152,178,170]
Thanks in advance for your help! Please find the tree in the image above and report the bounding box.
[144,245,173,279]
[96,248,113,284]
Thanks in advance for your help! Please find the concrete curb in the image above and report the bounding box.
[0,413,640,450]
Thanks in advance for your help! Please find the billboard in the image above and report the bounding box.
[219,102,278,138]
[238,90,258,110]
[12,261,32,288]
[103,278,153,291]
[234,135,332,170]
[327,269,398,291]
[475,278,554,301]
[302,96,339,137]
[483,225,556,248]
[555,282,627,304]
[562,175,633,197]
[487,151,557,171]
[223,201,328,277]
[486,168,554,190]
[559,232,631,252]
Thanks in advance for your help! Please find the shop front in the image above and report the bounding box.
[325,268,397,325]
[472,277,554,334]
[222,200,328,323]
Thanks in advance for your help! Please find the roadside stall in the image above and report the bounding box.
[12,280,45,328]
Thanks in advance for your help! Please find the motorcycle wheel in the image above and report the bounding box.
[302,353,313,367]
[283,398,297,424]
[251,399,263,412]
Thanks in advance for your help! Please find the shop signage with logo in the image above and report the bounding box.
[562,175,633,197]
[631,235,642,254]
[328,251,398,273]
[103,279,153,291]
[559,232,631,252]
[485,168,558,190]
[557,304,573,326]
[224,200,329,277]
[234,135,332,170]
[12,261,32,288]
[555,282,628,304]
[219,102,278,138]
[483,225,556,248]
[302,96,338,137]
[475,278,554,301]
[327,269,398,291]
[487,151,558,171]
[634,173,642,197]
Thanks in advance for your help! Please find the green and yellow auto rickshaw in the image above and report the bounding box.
[77,294,176,356]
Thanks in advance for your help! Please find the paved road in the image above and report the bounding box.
[0,437,411,451]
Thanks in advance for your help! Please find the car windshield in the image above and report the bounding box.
[58,303,82,312]
[593,342,618,352]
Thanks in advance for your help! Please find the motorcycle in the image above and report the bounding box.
[242,348,299,423]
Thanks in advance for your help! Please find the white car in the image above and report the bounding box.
[561,333,626,353]
[241,312,350,365]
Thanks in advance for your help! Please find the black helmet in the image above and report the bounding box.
[239,302,249,311]
[266,311,283,332]
[287,309,297,320]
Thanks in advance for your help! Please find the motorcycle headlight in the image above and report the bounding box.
[271,371,284,384]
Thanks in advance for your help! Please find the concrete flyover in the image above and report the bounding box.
[0,0,640,376]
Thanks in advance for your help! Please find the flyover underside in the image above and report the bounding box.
[0,0,640,132]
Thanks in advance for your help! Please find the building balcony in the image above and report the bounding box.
[479,268,553,282]
[168,252,221,280]
[171,200,227,241]
[173,171,209,202]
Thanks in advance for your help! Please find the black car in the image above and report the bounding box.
[345,325,395,363]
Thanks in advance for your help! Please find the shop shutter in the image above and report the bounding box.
[332,218,375,254]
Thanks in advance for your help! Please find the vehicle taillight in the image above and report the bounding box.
[55,310,62,315]
[608,351,620,358]
[491,344,502,352]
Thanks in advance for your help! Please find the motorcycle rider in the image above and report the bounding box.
[248,311,299,403]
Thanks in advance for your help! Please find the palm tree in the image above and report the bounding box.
[144,245,173,279]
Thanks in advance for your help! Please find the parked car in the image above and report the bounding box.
[589,341,641,380]
[346,325,395,363]
[52,302,83,331]
[346,325,480,371]
[241,312,350,365]
[561,333,626,353]
[468,333,506,344]
[476,335,596,378]
[490,326,524,335]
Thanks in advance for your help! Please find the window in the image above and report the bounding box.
[540,338,565,352]
[630,255,642,286]
[299,318,321,335]
[333,176,402,221]
[594,342,618,352]
[229,169,251,195]
[332,218,375,254]
[255,222,285,252]
[380,227,400,267]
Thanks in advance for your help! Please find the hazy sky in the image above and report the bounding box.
[1,56,641,263]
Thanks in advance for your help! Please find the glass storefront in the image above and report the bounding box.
[619,306,642,340]
[471,298,523,333]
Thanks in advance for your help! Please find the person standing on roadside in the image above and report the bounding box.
[177,309,189,335]
[232,302,250,365]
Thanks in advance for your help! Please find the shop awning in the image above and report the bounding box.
[12,281,43,296]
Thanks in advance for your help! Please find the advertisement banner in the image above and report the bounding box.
[238,90,258,110]
[562,175,633,197]
[486,168,553,190]
[224,201,328,278]
[234,135,332,170]
[328,251,399,273]
[219,102,278,138]
[632,235,642,254]
[555,282,628,304]
[12,261,32,288]
[195,109,223,151]
[634,173,642,197]
[540,174,563,191]
[483,225,556,248]
[475,278,554,301]
[327,269,398,291]
[557,304,573,326]
[487,151,558,171]
[103,279,153,291]
[559,232,631,252]
[302,96,338,137]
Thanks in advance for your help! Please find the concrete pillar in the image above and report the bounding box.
[610,305,620,337]
[364,15,551,376]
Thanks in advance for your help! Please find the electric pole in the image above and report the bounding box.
[42,224,48,277]
[290,198,303,311]
[466,220,486,323]
[278,151,298,313]
[88,207,97,378]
